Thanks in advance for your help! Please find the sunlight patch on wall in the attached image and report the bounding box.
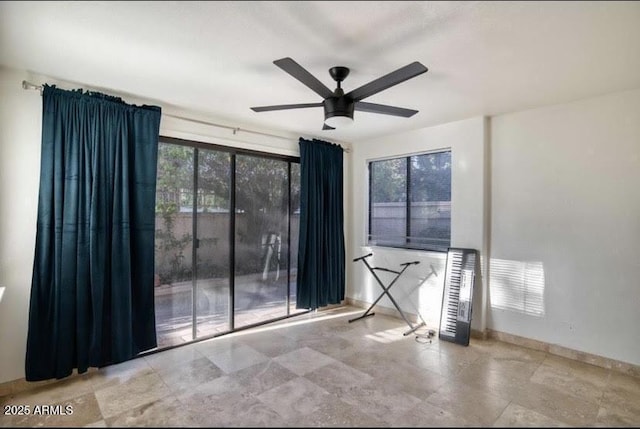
[489,258,545,316]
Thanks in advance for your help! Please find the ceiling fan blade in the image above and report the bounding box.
[346,62,428,102]
[251,102,323,112]
[274,57,334,99]
[355,101,418,118]
[322,123,335,130]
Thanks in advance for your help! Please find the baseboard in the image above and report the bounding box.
[346,298,640,378]
[471,328,489,340]
[0,367,99,398]
[486,329,640,378]
[4,302,638,397]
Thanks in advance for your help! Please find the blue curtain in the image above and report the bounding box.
[26,85,161,381]
[296,138,345,309]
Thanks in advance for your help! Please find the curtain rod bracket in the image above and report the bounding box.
[22,80,43,95]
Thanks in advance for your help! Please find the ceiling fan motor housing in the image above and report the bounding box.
[323,96,354,121]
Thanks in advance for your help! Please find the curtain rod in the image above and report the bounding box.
[21,80,350,153]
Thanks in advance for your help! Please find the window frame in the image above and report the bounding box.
[367,148,452,253]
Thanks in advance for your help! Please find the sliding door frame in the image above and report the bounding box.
[150,135,306,354]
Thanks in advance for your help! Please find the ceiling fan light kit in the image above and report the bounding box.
[251,58,428,130]
[323,97,354,128]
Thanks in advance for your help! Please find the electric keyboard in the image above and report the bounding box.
[439,247,477,346]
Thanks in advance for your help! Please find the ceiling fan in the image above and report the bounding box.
[250,57,428,130]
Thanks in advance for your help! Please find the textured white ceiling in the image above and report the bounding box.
[1,1,639,143]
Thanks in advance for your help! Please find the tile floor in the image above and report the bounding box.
[1,305,639,427]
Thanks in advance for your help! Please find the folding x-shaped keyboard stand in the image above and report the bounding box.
[349,253,426,336]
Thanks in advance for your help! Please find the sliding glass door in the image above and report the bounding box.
[154,137,302,348]
[234,155,290,327]
[154,144,195,348]
[195,149,232,338]
[289,162,301,313]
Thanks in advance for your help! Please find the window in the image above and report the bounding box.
[154,136,304,349]
[368,150,451,252]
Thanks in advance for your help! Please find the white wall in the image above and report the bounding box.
[489,88,640,366]
[348,117,488,332]
[0,68,42,385]
[0,66,352,384]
